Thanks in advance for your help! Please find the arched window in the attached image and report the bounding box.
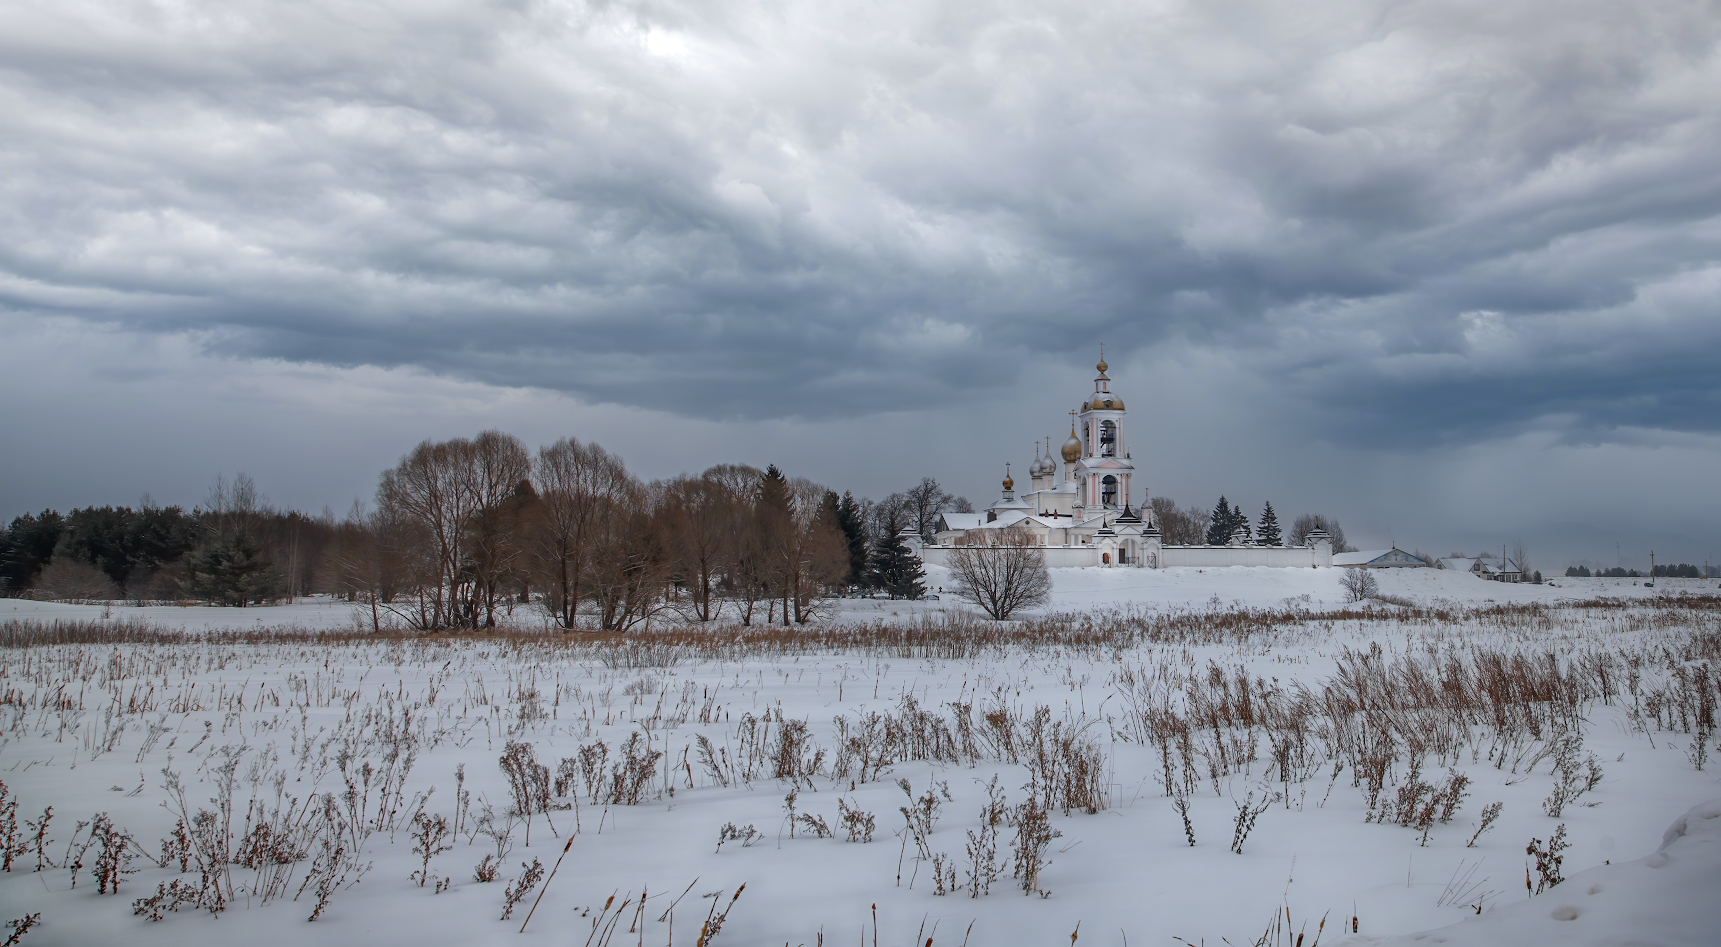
[1101,475,1118,506]
[1099,420,1116,456]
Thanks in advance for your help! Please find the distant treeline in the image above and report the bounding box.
[0,432,984,626]
[1565,564,1716,578]
[1,429,1359,626]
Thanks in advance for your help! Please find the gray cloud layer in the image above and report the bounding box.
[2,0,1719,446]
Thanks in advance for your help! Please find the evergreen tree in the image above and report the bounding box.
[0,510,64,594]
[1204,496,1232,545]
[181,532,283,606]
[1257,501,1282,546]
[1232,503,1250,543]
[835,490,869,589]
[757,464,793,517]
[870,531,925,600]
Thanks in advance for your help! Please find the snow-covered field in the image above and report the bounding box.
[5,566,1708,631]
[2,570,1718,947]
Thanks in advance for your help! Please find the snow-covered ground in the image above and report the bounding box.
[4,566,1709,631]
[1,573,1718,947]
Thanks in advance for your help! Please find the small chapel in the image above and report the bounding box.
[916,352,1332,569]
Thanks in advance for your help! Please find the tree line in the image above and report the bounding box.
[1566,564,1714,578]
[1147,495,1352,551]
[0,431,970,628]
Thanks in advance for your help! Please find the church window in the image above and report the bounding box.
[1099,420,1116,456]
[1101,475,1118,506]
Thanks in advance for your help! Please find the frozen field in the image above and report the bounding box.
[3,565,1708,631]
[1,572,1719,947]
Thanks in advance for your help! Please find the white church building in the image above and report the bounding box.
[912,353,1333,569]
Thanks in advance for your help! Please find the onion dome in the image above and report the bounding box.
[1085,393,1125,411]
[1061,426,1083,462]
[1030,441,1053,478]
[1002,463,1014,492]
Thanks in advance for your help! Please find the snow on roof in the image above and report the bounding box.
[937,513,984,531]
[1437,556,1520,574]
[1334,548,1431,567]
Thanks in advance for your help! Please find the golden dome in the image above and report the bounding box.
[1084,395,1125,411]
[1097,356,1108,374]
[1002,463,1014,492]
[1060,427,1083,462]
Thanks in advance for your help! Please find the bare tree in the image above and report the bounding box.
[702,465,772,625]
[464,432,533,628]
[1339,567,1378,602]
[378,440,473,628]
[1511,540,1530,578]
[375,430,531,629]
[782,477,849,623]
[868,493,912,545]
[332,499,429,631]
[585,478,673,631]
[530,438,632,630]
[1149,497,1209,546]
[31,557,120,603]
[903,478,954,541]
[1289,513,1350,552]
[202,472,269,541]
[659,472,743,622]
[946,526,1053,620]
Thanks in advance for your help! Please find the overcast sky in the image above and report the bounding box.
[3,0,1720,571]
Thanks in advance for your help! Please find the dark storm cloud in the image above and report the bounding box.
[2,0,1718,438]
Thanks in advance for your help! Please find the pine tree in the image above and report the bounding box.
[180,532,282,606]
[870,531,925,600]
[1204,496,1232,545]
[1257,501,1282,546]
[836,491,869,590]
[1231,503,1251,544]
[0,509,64,594]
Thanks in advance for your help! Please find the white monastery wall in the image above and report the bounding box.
[917,540,1331,570]
[1158,545,1325,568]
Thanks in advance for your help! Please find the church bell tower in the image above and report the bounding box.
[1076,347,1132,512]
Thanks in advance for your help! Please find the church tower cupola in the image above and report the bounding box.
[1075,345,1134,511]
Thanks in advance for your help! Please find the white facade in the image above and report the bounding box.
[922,353,1333,570]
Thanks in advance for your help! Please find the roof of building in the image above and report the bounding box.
[1334,548,1431,567]
[1436,556,1520,574]
[936,513,985,532]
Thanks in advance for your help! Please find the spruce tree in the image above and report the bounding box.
[836,490,869,589]
[757,464,792,517]
[1204,496,1232,545]
[870,531,925,600]
[1232,503,1251,543]
[1257,501,1282,546]
[181,532,282,606]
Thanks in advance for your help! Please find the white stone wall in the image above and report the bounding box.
[1159,545,1320,568]
[915,544,1101,569]
[912,533,1331,571]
